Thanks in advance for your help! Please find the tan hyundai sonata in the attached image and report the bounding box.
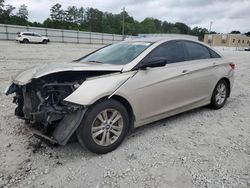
[5,38,235,154]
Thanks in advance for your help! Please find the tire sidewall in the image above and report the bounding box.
[23,39,29,44]
[77,99,129,154]
[211,79,229,109]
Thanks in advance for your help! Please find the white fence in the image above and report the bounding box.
[0,24,124,44]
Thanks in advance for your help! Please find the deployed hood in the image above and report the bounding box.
[13,62,124,85]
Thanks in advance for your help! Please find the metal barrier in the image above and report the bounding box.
[0,24,124,44]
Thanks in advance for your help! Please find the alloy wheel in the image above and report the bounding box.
[215,83,226,105]
[91,108,123,146]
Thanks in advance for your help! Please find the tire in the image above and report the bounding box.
[76,99,129,154]
[23,39,29,44]
[42,40,47,44]
[210,79,229,109]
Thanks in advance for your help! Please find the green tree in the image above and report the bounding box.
[65,6,78,23]
[50,3,65,21]
[140,18,158,33]
[162,21,172,33]
[174,22,190,34]
[0,3,15,24]
[230,30,241,34]
[0,0,4,13]
[191,27,209,41]
[16,4,28,20]
[77,7,85,26]
[84,8,103,32]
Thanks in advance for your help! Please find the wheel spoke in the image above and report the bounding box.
[105,131,111,145]
[92,125,103,132]
[97,114,105,123]
[100,130,106,145]
[110,113,122,125]
[112,125,122,131]
[101,110,108,121]
[220,85,225,92]
[92,129,104,138]
[108,110,118,123]
[110,129,120,137]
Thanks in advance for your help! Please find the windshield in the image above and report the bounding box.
[79,41,152,65]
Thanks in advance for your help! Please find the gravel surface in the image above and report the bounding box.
[0,41,249,188]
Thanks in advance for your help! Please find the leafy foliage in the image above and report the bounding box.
[17,4,28,20]
[1,1,249,41]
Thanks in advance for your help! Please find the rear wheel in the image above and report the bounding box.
[42,40,47,44]
[76,99,129,154]
[210,79,229,109]
[23,39,29,44]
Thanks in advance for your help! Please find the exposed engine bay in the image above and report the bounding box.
[6,71,116,144]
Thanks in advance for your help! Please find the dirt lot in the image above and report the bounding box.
[0,41,249,188]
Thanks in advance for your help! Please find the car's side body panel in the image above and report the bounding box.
[115,58,233,127]
[63,57,234,129]
[64,71,137,105]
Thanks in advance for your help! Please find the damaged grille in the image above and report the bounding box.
[14,80,82,130]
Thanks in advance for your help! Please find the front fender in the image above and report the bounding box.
[64,71,136,105]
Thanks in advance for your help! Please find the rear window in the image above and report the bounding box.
[184,41,211,61]
[23,33,33,36]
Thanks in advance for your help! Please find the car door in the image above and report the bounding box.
[181,41,219,100]
[33,33,42,43]
[120,41,213,124]
[27,33,35,42]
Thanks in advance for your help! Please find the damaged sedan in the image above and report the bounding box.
[5,38,234,154]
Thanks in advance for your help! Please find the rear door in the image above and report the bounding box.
[182,41,220,99]
[33,33,42,43]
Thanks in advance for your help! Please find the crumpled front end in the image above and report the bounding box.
[5,70,120,145]
[5,75,85,144]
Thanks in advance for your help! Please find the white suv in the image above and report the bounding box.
[16,32,50,44]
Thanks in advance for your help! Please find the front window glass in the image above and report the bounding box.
[149,41,185,64]
[79,42,152,65]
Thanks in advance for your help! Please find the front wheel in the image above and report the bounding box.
[42,40,47,44]
[210,79,229,109]
[76,99,129,154]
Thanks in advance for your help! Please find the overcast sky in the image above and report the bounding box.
[5,0,250,33]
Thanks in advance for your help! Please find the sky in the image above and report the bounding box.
[5,0,250,33]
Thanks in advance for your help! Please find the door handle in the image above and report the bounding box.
[182,70,189,74]
[213,62,219,67]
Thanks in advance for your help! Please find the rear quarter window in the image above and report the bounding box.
[209,49,221,58]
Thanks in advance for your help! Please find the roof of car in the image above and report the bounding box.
[21,32,34,34]
[125,37,199,43]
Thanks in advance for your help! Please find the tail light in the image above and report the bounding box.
[229,63,235,70]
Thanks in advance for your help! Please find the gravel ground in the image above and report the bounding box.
[0,41,249,188]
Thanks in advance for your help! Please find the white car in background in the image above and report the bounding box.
[16,32,50,44]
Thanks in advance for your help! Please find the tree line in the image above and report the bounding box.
[0,0,249,40]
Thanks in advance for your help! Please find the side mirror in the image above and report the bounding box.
[140,57,167,69]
